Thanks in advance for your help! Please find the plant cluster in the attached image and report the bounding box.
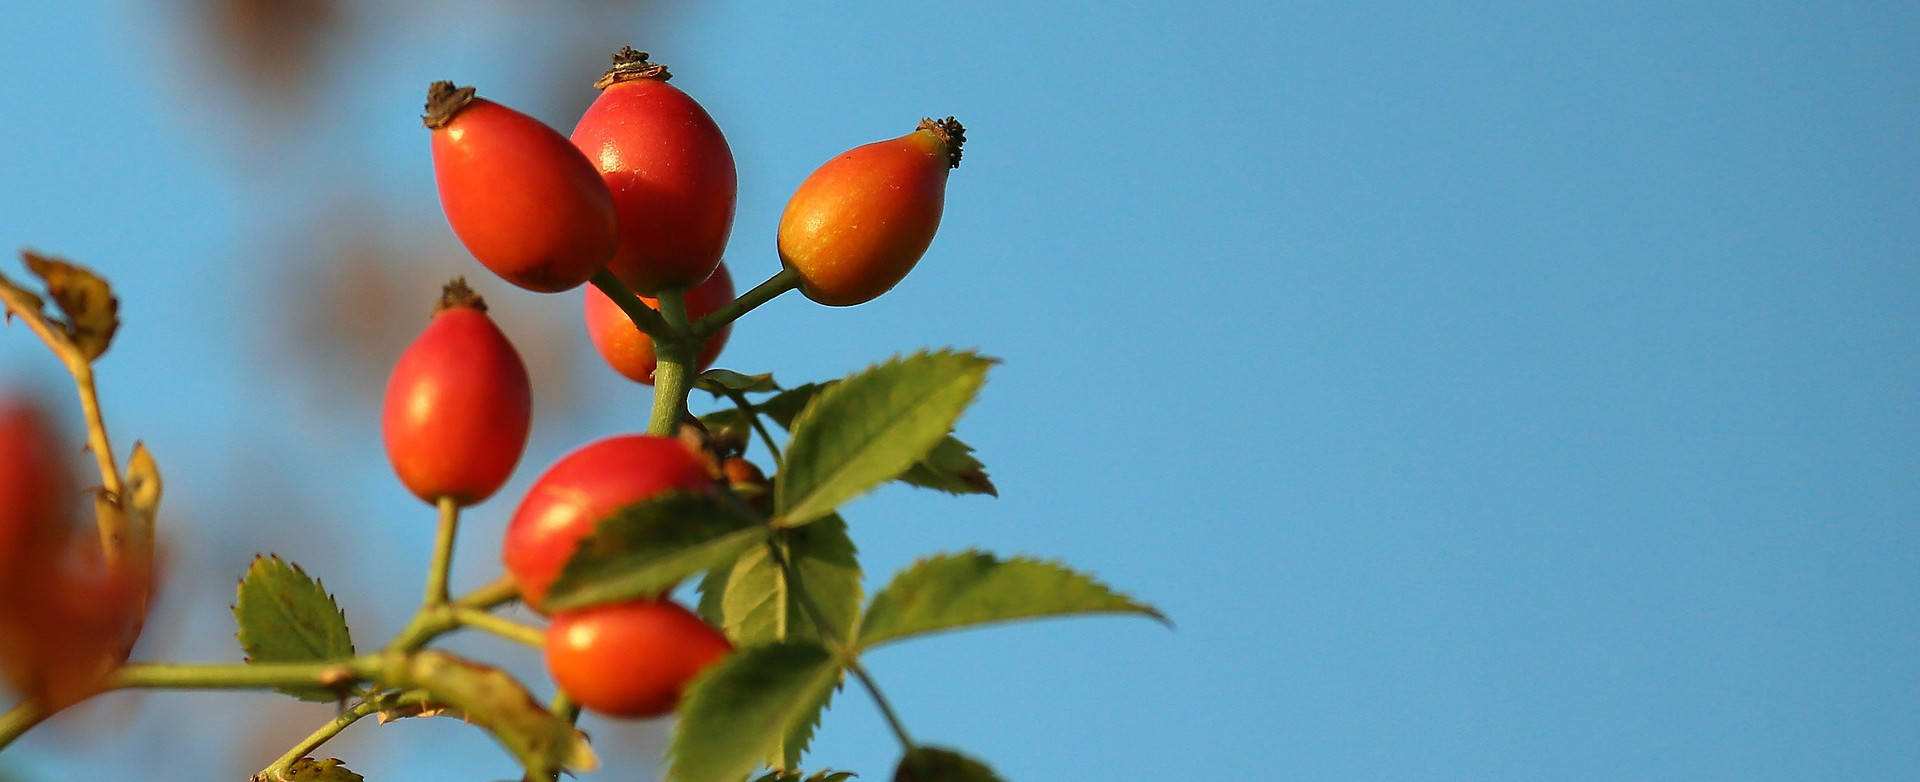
[0,47,1164,782]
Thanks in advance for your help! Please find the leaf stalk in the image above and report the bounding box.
[690,267,799,339]
[253,699,381,781]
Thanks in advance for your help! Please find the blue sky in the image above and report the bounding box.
[1,1,1916,780]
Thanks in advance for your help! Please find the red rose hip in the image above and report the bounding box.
[777,117,965,306]
[583,261,735,384]
[0,400,69,574]
[545,598,733,718]
[503,435,713,611]
[571,48,737,295]
[382,280,533,506]
[426,82,618,293]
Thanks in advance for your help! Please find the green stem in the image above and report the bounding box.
[763,535,916,751]
[0,281,131,564]
[0,580,522,752]
[110,659,377,691]
[590,269,670,337]
[72,362,127,564]
[648,288,696,436]
[846,659,915,751]
[387,605,461,653]
[452,607,546,649]
[256,699,380,780]
[724,389,784,463]
[423,496,461,608]
[0,701,47,751]
[455,575,520,610]
[389,580,520,653]
[690,267,799,339]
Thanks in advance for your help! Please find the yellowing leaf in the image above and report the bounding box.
[281,757,365,782]
[393,651,598,776]
[21,251,118,361]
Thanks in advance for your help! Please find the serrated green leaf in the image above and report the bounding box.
[697,369,781,395]
[233,556,355,701]
[896,436,996,496]
[894,746,1004,782]
[668,642,843,782]
[857,552,1167,650]
[701,380,993,499]
[735,382,827,429]
[718,516,863,647]
[545,492,767,613]
[704,518,859,769]
[21,251,117,361]
[393,651,597,777]
[282,757,365,782]
[776,352,994,527]
[698,383,821,446]
[696,560,731,627]
[769,674,837,773]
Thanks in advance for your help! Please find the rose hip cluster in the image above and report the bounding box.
[389,47,964,718]
[424,46,964,308]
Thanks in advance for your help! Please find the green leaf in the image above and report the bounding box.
[769,675,836,773]
[776,351,994,527]
[897,435,996,496]
[393,651,597,777]
[233,556,355,701]
[717,515,864,647]
[697,369,780,395]
[668,642,843,782]
[696,560,731,627]
[20,250,118,361]
[544,492,766,613]
[698,383,822,445]
[282,757,365,782]
[705,518,859,769]
[753,383,828,426]
[701,380,994,499]
[857,551,1168,650]
[894,746,1004,782]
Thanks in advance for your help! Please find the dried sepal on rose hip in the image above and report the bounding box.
[381,279,533,507]
[571,47,737,295]
[584,262,735,385]
[424,82,618,293]
[778,117,966,306]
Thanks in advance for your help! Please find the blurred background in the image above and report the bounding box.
[1,1,1916,780]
